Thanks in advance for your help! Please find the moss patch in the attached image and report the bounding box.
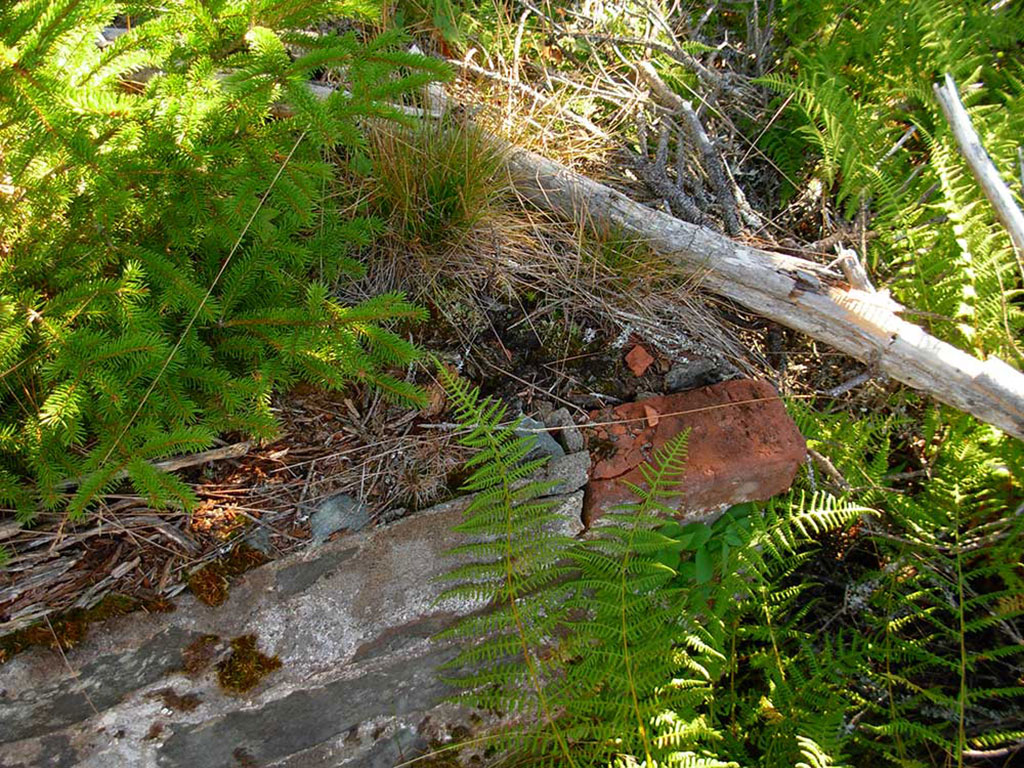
[186,567,230,607]
[188,545,269,607]
[216,634,281,694]
[150,687,202,712]
[0,594,174,665]
[181,634,221,678]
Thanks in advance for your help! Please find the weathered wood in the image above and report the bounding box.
[507,147,1024,439]
[55,441,253,491]
[934,73,1024,261]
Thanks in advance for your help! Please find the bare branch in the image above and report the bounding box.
[934,73,1024,264]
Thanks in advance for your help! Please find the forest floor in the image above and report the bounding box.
[0,10,896,661]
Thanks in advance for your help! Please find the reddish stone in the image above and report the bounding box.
[583,379,806,526]
[624,345,655,376]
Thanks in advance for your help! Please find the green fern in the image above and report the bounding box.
[790,401,1024,765]
[435,363,580,765]
[439,372,871,767]
[760,0,1024,360]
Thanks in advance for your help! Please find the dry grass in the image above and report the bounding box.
[365,115,508,249]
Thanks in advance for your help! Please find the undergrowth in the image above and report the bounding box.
[438,367,878,767]
[0,0,445,521]
[439,372,1023,767]
[759,0,1024,361]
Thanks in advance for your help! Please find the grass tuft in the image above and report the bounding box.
[367,116,506,250]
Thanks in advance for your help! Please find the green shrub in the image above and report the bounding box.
[0,0,448,520]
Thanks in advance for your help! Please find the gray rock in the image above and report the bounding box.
[536,450,591,496]
[516,416,565,461]
[531,400,556,423]
[309,493,370,543]
[244,524,273,555]
[545,407,584,453]
[545,491,585,538]
[0,498,489,768]
[0,449,594,768]
[664,358,725,392]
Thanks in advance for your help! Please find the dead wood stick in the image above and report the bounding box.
[507,147,1024,439]
[149,441,253,474]
[934,73,1024,261]
[637,62,743,233]
[100,28,441,120]
[56,441,253,491]
[677,100,742,235]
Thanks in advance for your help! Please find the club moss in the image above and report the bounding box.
[216,634,282,694]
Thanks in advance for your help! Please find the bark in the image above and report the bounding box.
[507,147,1024,440]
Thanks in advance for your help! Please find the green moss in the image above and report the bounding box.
[188,544,269,607]
[187,567,230,607]
[216,634,282,694]
[0,593,174,665]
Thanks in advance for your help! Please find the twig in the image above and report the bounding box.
[628,150,707,226]
[807,228,879,255]
[934,73,1024,267]
[571,32,729,97]
[678,100,741,235]
[57,441,253,490]
[807,448,851,491]
[835,248,876,293]
[962,742,1024,761]
[45,614,100,718]
[824,370,874,397]
[636,62,742,233]
[636,60,685,112]
[449,55,611,141]
[876,125,917,168]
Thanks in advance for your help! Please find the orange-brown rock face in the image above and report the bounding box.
[584,379,806,526]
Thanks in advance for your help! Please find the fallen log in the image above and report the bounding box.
[507,147,1024,440]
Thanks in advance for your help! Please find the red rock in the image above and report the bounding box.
[624,345,655,376]
[583,379,806,526]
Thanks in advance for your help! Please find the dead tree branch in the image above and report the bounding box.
[508,147,1024,439]
[934,73,1024,263]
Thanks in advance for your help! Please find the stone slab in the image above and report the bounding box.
[0,451,591,767]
